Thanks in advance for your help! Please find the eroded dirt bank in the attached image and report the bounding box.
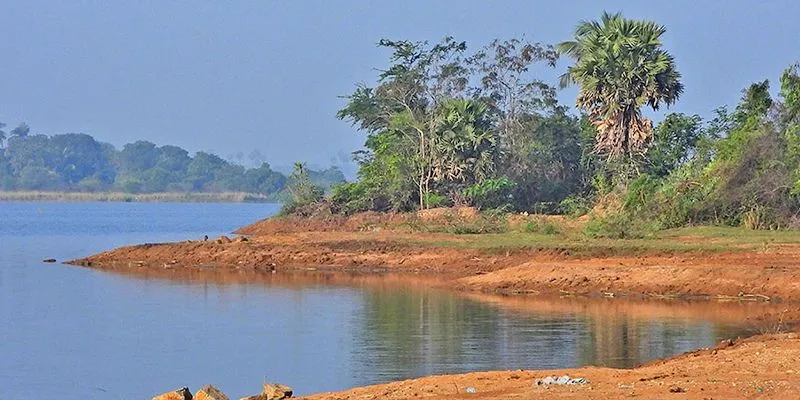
[299,333,800,399]
[68,229,800,302]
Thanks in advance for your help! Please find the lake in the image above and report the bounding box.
[0,202,767,399]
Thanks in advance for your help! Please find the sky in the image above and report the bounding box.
[0,1,798,175]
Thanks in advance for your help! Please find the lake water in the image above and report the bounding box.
[0,202,768,399]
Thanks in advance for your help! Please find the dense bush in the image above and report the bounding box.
[280,163,325,215]
[586,70,800,233]
[462,178,515,210]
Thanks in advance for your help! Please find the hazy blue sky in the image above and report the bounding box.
[0,1,798,171]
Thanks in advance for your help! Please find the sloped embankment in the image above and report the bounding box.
[299,333,800,400]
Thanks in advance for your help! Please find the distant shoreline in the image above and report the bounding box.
[0,191,278,203]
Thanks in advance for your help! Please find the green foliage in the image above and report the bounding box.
[338,37,473,210]
[622,174,662,213]
[734,80,773,124]
[462,177,515,210]
[423,192,451,208]
[9,123,30,138]
[646,113,704,177]
[522,219,559,235]
[330,181,371,215]
[584,212,650,239]
[780,64,800,195]
[502,111,589,209]
[338,35,583,213]
[586,72,800,233]
[0,129,327,198]
[431,99,498,190]
[356,130,420,211]
[280,162,324,215]
[558,195,592,217]
[559,12,683,161]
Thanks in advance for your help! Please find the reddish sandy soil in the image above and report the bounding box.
[300,334,800,400]
[69,230,800,302]
[66,213,800,399]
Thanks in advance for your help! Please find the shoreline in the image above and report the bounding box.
[66,214,800,399]
[67,230,800,303]
[298,332,800,399]
[0,191,278,203]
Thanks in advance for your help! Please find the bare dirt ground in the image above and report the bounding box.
[67,212,800,399]
[301,334,800,400]
[69,229,800,302]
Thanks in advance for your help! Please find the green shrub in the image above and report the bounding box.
[450,215,507,234]
[559,195,592,217]
[447,211,508,235]
[583,212,651,239]
[331,181,371,215]
[522,219,559,235]
[542,223,559,235]
[281,162,324,215]
[424,192,452,208]
[463,178,515,210]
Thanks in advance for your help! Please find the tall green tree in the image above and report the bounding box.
[338,37,471,209]
[558,12,683,168]
[469,39,576,208]
[782,63,800,125]
[646,113,704,177]
[469,38,559,152]
[734,80,773,126]
[779,63,800,194]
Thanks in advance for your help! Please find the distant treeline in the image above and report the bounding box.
[0,127,345,198]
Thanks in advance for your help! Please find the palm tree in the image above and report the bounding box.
[9,123,30,139]
[432,99,498,186]
[558,12,683,162]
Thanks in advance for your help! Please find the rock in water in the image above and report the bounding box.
[194,385,229,400]
[263,383,293,399]
[152,387,193,400]
[42,258,56,263]
[239,383,293,400]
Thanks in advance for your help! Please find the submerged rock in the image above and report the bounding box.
[152,387,193,400]
[194,385,229,400]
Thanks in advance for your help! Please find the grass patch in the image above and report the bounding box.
[407,225,800,257]
[659,226,800,243]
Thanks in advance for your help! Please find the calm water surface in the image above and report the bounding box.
[0,202,764,399]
